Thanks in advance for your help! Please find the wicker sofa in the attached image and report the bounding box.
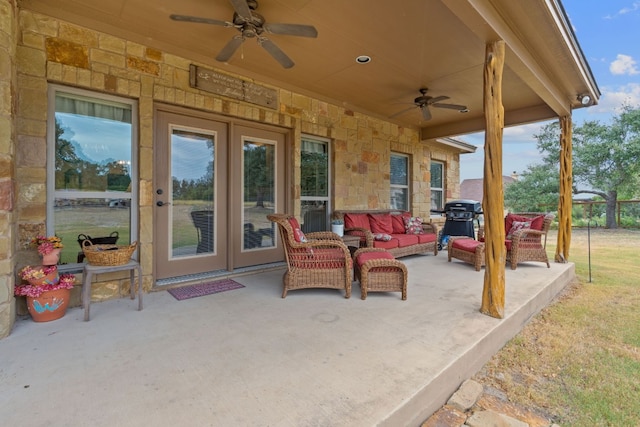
[332,210,438,258]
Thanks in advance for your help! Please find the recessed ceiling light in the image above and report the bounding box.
[355,55,371,64]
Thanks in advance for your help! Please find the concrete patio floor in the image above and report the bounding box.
[1,253,575,427]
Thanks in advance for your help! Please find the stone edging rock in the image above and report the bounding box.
[421,379,561,427]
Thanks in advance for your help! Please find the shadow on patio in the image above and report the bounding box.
[1,253,574,426]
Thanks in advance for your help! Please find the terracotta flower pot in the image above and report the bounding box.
[41,248,62,266]
[25,267,59,287]
[26,288,70,322]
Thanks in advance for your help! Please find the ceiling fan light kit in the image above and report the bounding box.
[170,0,318,69]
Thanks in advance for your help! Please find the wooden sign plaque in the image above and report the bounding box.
[189,64,278,110]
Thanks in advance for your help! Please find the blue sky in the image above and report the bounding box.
[458,0,640,182]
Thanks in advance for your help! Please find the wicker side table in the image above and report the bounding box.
[82,260,143,321]
[354,248,407,300]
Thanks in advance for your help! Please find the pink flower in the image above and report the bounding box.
[37,242,55,255]
[15,267,75,298]
[29,235,63,255]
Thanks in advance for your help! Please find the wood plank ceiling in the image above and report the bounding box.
[22,0,599,139]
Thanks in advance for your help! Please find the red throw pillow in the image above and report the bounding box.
[287,217,307,243]
[368,213,393,234]
[391,212,410,234]
[530,215,545,231]
[505,213,545,233]
[344,213,371,231]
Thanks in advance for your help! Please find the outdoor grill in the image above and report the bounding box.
[433,199,483,249]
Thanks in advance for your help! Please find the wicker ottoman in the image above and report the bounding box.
[447,237,485,271]
[354,248,407,300]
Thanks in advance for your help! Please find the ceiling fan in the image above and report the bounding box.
[170,0,318,69]
[390,88,468,121]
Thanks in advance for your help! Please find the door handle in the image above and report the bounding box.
[156,201,171,207]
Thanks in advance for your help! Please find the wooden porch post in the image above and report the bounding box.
[555,115,572,262]
[480,40,506,319]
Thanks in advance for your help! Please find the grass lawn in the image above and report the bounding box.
[474,227,640,425]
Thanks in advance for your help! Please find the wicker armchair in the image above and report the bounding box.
[267,213,352,298]
[479,212,555,270]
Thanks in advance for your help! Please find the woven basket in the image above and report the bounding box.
[82,240,137,266]
[77,231,119,248]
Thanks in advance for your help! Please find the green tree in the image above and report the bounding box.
[243,143,272,207]
[506,105,640,228]
[504,164,559,212]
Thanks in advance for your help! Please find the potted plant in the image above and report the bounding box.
[30,235,64,265]
[331,219,344,236]
[16,266,76,322]
[18,234,74,322]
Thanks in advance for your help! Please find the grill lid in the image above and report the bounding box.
[444,199,482,214]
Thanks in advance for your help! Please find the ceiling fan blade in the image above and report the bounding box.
[428,95,449,104]
[433,102,468,111]
[228,0,253,21]
[389,106,417,119]
[170,14,230,27]
[259,37,294,68]
[421,105,432,121]
[216,36,244,62]
[264,23,318,38]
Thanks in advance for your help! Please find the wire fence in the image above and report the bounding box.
[540,199,640,229]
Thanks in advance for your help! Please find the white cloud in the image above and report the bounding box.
[618,1,640,15]
[504,122,551,143]
[587,83,640,116]
[610,54,639,75]
[605,1,640,18]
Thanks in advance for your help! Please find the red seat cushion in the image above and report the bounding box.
[291,247,351,269]
[394,234,419,247]
[452,238,482,252]
[344,213,371,231]
[356,251,394,267]
[417,233,437,244]
[368,213,393,234]
[373,238,399,250]
[479,236,512,251]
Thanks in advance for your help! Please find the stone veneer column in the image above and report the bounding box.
[0,0,18,338]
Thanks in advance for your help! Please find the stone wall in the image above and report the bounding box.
[7,8,462,325]
[0,0,18,338]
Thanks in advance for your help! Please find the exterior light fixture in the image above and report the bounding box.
[577,94,592,106]
[355,55,371,64]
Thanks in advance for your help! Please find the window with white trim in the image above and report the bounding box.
[300,135,330,232]
[390,153,409,211]
[430,161,445,211]
[47,85,138,266]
